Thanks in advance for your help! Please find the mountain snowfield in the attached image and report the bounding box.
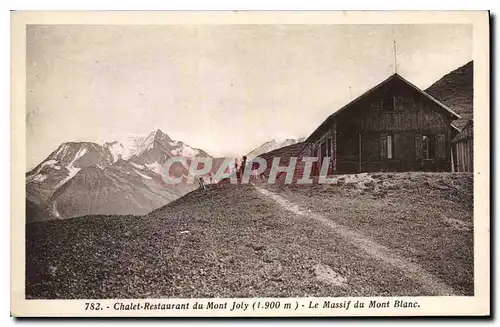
[102,130,210,163]
[26,129,211,222]
[246,137,306,159]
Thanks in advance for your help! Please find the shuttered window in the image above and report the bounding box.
[380,133,395,159]
[394,96,404,111]
[387,135,394,159]
[380,133,387,159]
[415,133,422,159]
[422,134,437,159]
[422,136,429,159]
[437,134,446,158]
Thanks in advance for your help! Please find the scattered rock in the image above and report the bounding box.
[364,181,375,188]
[262,248,279,263]
[48,265,58,277]
[313,263,347,287]
[250,243,265,251]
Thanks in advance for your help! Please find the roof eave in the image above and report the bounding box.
[396,74,462,120]
[304,73,463,143]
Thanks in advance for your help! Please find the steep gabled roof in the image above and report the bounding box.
[451,123,462,133]
[452,119,473,143]
[305,73,461,143]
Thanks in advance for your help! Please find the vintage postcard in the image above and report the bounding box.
[11,11,490,317]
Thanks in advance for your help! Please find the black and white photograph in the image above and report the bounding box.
[10,11,490,317]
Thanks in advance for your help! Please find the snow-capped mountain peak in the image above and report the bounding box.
[134,129,173,157]
[102,129,205,163]
[26,129,214,221]
[103,134,146,162]
[246,137,305,159]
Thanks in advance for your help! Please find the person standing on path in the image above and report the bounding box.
[197,176,206,190]
[234,158,240,180]
[239,156,247,182]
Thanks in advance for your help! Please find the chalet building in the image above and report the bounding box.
[302,73,461,174]
[451,120,473,172]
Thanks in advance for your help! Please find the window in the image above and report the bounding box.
[383,97,395,111]
[381,133,396,159]
[313,147,320,175]
[394,96,404,110]
[387,134,394,159]
[422,135,436,159]
[314,147,320,159]
[321,141,327,160]
[436,134,446,158]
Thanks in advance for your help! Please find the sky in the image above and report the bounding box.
[26,24,472,169]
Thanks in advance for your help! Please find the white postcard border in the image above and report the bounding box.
[10,10,490,317]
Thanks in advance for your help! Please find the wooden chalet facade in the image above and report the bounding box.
[302,74,461,174]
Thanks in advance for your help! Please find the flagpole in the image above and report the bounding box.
[393,40,397,74]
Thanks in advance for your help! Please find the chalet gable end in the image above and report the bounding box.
[301,74,462,174]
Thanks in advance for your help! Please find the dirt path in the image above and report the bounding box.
[254,185,457,296]
[27,181,468,298]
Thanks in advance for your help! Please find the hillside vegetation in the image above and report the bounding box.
[26,172,473,299]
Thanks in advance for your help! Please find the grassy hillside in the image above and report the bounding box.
[262,172,473,296]
[26,172,473,299]
[425,61,473,130]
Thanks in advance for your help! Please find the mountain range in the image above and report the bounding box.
[26,130,306,222]
[26,129,210,222]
